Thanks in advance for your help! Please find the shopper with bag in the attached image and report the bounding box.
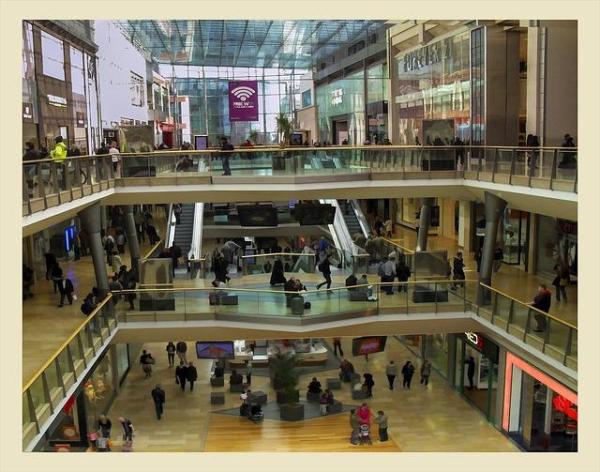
[140,350,155,378]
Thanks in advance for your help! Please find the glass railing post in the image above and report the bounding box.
[542,318,551,353]
[477,151,482,180]
[76,333,87,368]
[507,299,514,332]
[54,357,66,395]
[563,328,573,365]
[26,390,39,433]
[41,371,54,414]
[492,148,498,182]
[50,162,60,197]
[550,149,558,190]
[524,309,532,341]
[434,282,438,314]
[509,148,516,184]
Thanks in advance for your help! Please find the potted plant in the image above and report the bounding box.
[248,130,259,146]
[270,352,304,420]
[275,112,292,148]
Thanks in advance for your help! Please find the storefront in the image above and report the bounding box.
[424,334,450,379]
[454,332,500,422]
[315,62,389,145]
[502,352,577,452]
[536,216,577,280]
[36,344,130,452]
[392,29,471,144]
[502,208,530,269]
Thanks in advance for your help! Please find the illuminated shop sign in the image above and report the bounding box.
[464,331,484,350]
[331,88,344,106]
[402,39,452,72]
[47,94,67,108]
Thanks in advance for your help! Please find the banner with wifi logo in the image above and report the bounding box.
[228,80,259,122]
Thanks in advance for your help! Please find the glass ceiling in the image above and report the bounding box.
[116,20,388,69]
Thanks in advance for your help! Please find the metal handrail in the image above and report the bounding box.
[21,145,580,164]
[22,294,114,392]
[478,283,577,330]
[241,252,309,259]
[382,237,415,255]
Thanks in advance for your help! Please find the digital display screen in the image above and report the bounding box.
[238,205,278,227]
[195,341,235,359]
[351,336,387,356]
[293,203,336,225]
[194,135,208,150]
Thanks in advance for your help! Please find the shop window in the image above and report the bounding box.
[70,47,85,96]
[41,31,65,81]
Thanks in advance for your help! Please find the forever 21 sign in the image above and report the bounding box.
[402,39,452,72]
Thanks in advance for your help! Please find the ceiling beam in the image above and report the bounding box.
[264,22,298,68]
[254,20,274,67]
[219,20,225,68]
[233,20,249,68]
[151,21,171,62]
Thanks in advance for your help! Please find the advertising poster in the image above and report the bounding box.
[228,80,259,121]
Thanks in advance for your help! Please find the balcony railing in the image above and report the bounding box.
[22,295,116,450]
[21,280,576,450]
[22,145,578,216]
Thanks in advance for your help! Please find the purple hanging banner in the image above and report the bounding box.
[228,80,259,121]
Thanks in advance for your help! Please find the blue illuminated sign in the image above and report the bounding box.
[64,226,76,252]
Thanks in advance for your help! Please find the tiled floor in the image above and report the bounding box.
[22,215,167,385]
[105,337,519,452]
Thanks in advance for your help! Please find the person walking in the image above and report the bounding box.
[220,137,234,175]
[118,416,134,443]
[57,274,75,307]
[140,350,155,378]
[530,284,552,332]
[357,403,372,425]
[50,263,63,294]
[401,361,415,389]
[396,258,411,293]
[316,254,332,291]
[50,136,68,189]
[186,362,198,391]
[420,360,432,387]
[386,360,398,390]
[552,264,569,302]
[465,355,476,390]
[97,415,112,438]
[374,410,389,442]
[175,361,188,392]
[166,342,176,367]
[109,141,120,176]
[363,373,375,397]
[333,337,344,357]
[244,360,252,385]
[451,252,465,290]
[44,253,57,281]
[493,246,503,273]
[151,384,166,420]
[176,341,188,364]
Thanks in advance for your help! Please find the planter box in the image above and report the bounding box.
[277,389,300,404]
[210,377,224,387]
[306,391,321,402]
[280,403,305,421]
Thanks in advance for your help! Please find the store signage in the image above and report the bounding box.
[557,219,577,235]
[402,39,452,72]
[76,112,85,127]
[228,80,259,121]
[22,102,34,122]
[465,331,484,350]
[47,94,67,108]
[331,88,344,106]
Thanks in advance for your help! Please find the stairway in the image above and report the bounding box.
[172,204,196,256]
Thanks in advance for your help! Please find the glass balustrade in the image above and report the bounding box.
[22,146,577,216]
[22,280,576,450]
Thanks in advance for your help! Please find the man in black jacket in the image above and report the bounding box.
[176,341,188,364]
[151,384,166,420]
[175,362,188,392]
[186,362,198,392]
[316,255,332,291]
[57,275,74,307]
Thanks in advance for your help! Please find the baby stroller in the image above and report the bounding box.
[249,403,264,423]
[359,424,372,445]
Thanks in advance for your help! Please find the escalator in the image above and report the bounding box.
[166,202,205,277]
[172,204,196,256]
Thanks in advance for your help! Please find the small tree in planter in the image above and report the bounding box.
[270,352,303,421]
[248,130,259,146]
[275,112,292,148]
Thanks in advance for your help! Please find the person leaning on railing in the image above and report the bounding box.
[50,136,68,189]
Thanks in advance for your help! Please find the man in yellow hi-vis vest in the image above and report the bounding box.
[50,136,68,162]
[50,136,68,189]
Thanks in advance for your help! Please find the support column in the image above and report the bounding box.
[478,192,507,304]
[458,200,474,255]
[100,205,107,235]
[416,197,434,252]
[123,205,141,278]
[79,202,109,298]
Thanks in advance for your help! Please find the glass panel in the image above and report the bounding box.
[544,318,570,361]
[493,293,512,327]
[23,392,33,428]
[27,377,47,420]
[511,301,531,334]
[41,31,65,81]
[56,349,73,384]
[44,360,62,398]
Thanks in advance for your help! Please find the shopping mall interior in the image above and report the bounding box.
[2,11,598,470]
